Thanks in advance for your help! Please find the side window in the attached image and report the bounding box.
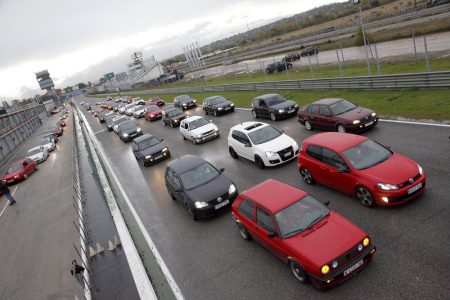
[173,175,181,189]
[319,106,331,116]
[306,145,323,162]
[238,199,254,220]
[322,148,346,168]
[165,168,174,183]
[308,105,319,115]
[252,99,258,108]
[231,130,241,142]
[259,99,266,107]
[131,142,136,151]
[241,134,250,145]
[256,208,275,232]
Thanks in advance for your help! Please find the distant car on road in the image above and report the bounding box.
[202,96,235,116]
[132,134,170,166]
[232,179,376,289]
[301,46,319,56]
[148,96,165,107]
[180,116,220,144]
[165,155,238,220]
[112,116,129,133]
[144,105,164,122]
[27,146,49,164]
[132,105,146,118]
[117,120,143,142]
[265,62,293,74]
[282,53,300,62]
[40,137,56,152]
[162,107,187,128]
[298,132,427,207]
[251,94,298,121]
[2,158,38,184]
[43,133,58,144]
[297,98,378,133]
[174,95,197,111]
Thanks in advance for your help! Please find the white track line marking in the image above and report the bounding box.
[0,185,18,219]
[93,128,107,134]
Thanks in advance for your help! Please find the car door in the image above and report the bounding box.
[306,105,321,129]
[305,145,328,183]
[320,147,356,194]
[24,159,33,174]
[237,198,255,235]
[318,106,334,130]
[131,141,139,159]
[252,207,287,260]
[258,99,269,118]
[165,168,184,201]
[180,121,190,139]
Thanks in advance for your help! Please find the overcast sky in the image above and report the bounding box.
[0,0,346,100]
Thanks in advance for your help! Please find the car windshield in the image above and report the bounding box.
[180,163,220,190]
[7,164,23,173]
[167,109,183,117]
[211,97,226,105]
[120,121,136,130]
[247,125,282,145]
[40,139,50,145]
[137,137,160,150]
[113,118,127,125]
[275,195,330,238]
[267,95,286,106]
[134,105,144,111]
[342,140,392,170]
[28,149,41,156]
[127,104,138,109]
[189,118,209,130]
[146,106,159,113]
[329,99,357,115]
[176,95,191,102]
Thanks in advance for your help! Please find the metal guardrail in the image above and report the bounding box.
[102,71,450,96]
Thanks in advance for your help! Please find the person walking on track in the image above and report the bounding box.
[0,180,16,206]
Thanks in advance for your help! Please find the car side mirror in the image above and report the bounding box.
[23,161,28,166]
[267,231,277,238]
[219,168,225,173]
[337,165,350,173]
[245,143,251,148]
[324,201,330,206]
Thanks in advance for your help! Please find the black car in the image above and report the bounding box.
[251,94,299,121]
[173,95,197,110]
[165,155,238,220]
[132,134,170,166]
[282,53,300,62]
[202,96,235,116]
[107,116,125,131]
[112,117,129,132]
[301,46,319,56]
[162,107,187,128]
[103,114,117,125]
[98,112,114,123]
[265,62,293,74]
[116,120,143,142]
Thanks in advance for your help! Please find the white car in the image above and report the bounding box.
[27,146,49,164]
[132,105,146,118]
[39,137,56,152]
[132,97,145,105]
[125,103,140,116]
[118,105,128,114]
[180,116,219,144]
[227,121,299,168]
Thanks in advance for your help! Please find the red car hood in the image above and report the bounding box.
[336,107,373,120]
[3,170,22,181]
[284,212,365,268]
[360,153,420,184]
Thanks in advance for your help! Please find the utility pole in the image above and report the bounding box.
[354,0,371,76]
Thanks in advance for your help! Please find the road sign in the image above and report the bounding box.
[104,72,115,80]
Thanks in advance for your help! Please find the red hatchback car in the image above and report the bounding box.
[297,98,378,133]
[144,105,164,121]
[298,132,426,207]
[232,179,375,289]
[3,158,38,184]
[148,96,165,107]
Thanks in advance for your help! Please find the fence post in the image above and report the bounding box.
[423,36,430,73]
[340,42,345,68]
[412,31,418,64]
[374,44,381,75]
[308,56,314,79]
[336,50,343,77]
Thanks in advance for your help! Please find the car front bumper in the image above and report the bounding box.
[374,175,426,206]
[345,118,379,132]
[194,131,220,143]
[143,150,171,165]
[192,191,238,219]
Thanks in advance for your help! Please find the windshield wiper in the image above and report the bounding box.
[305,215,324,230]
[283,227,307,238]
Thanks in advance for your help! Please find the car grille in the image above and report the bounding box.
[202,130,216,138]
[284,105,296,112]
[208,192,229,205]
[277,146,294,161]
[335,244,361,268]
[397,173,421,188]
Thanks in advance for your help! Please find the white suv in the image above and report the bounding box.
[180,116,219,144]
[227,122,299,168]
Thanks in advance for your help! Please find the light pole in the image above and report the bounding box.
[243,15,250,32]
[353,0,371,76]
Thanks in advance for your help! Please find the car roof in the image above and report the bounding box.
[243,179,309,214]
[255,94,282,100]
[133,133,155,143]
[231,121,269,133]
[304,132,368,152]
[204,95,223,101]
[119,120,135,127]
[10,157,28,166]
[183,115,203,122]
[310,98,344,105]
[163,106,177,112]
[28,146,42,152]
[167,155,207,174]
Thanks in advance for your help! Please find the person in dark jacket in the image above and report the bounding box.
[0,180,16,206]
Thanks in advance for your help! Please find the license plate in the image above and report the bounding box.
[344,259,363,276]
[284,152,292,158]
[214,199,230,210]
[365,121,374,127]
[288,109,295,113]
[225,107,231,110]
[408,182,422,194]
[155,155,163,160]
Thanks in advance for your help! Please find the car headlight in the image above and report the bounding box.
[372,112,377,117]
[363,237,370,247]
[331,260,338,269]
[230,103,234,106]
[137,128,142,132]
[292,141,299,150]
[194,201,208,209]
[218,107,223,110]
[193,100,196,103]
[150,114,154,117]
[145,155,152,159]
[162,147,168,152]
[357,243,363,251]
[353,120,361,125]
[265,151,277,158]
[214,128,219,132]
[294,104,299,108]
[183,103,187,106]
[197,134,202,138]
[174,119,179,123]
[321,265,330,275]
[229,184,236,194]
[123,133,129,137]
[377,183,399,190]
[14,175,20,179]
[418,165,423,176]
[278,109,284,113]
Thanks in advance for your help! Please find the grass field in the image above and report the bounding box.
[93,89,450,121]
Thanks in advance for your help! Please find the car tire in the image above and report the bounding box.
[304,120,312,131]
[185,202,197,221]
[34,165,39,171]
[337,124,346,133]
[356,186,376,208]
[236,223,251,241]
[204,109,208,115]
[270,112,277,121]
[252,110,258,118]
[289,261,308,283]
[255,155,265,169]
[192,138,197,145]
[182,134,186,140]
[229,147,238,159]
[170,122,174,128]
[300,167,314,185]
[214,110,218,117]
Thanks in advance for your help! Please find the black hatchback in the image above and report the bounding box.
[202,95,235,116]
[165,155,238,220]
[251,94,299,121]
[132,134,170,166]
[117,120,143,142]
[162,107,187,127]
[173,95,197,110]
